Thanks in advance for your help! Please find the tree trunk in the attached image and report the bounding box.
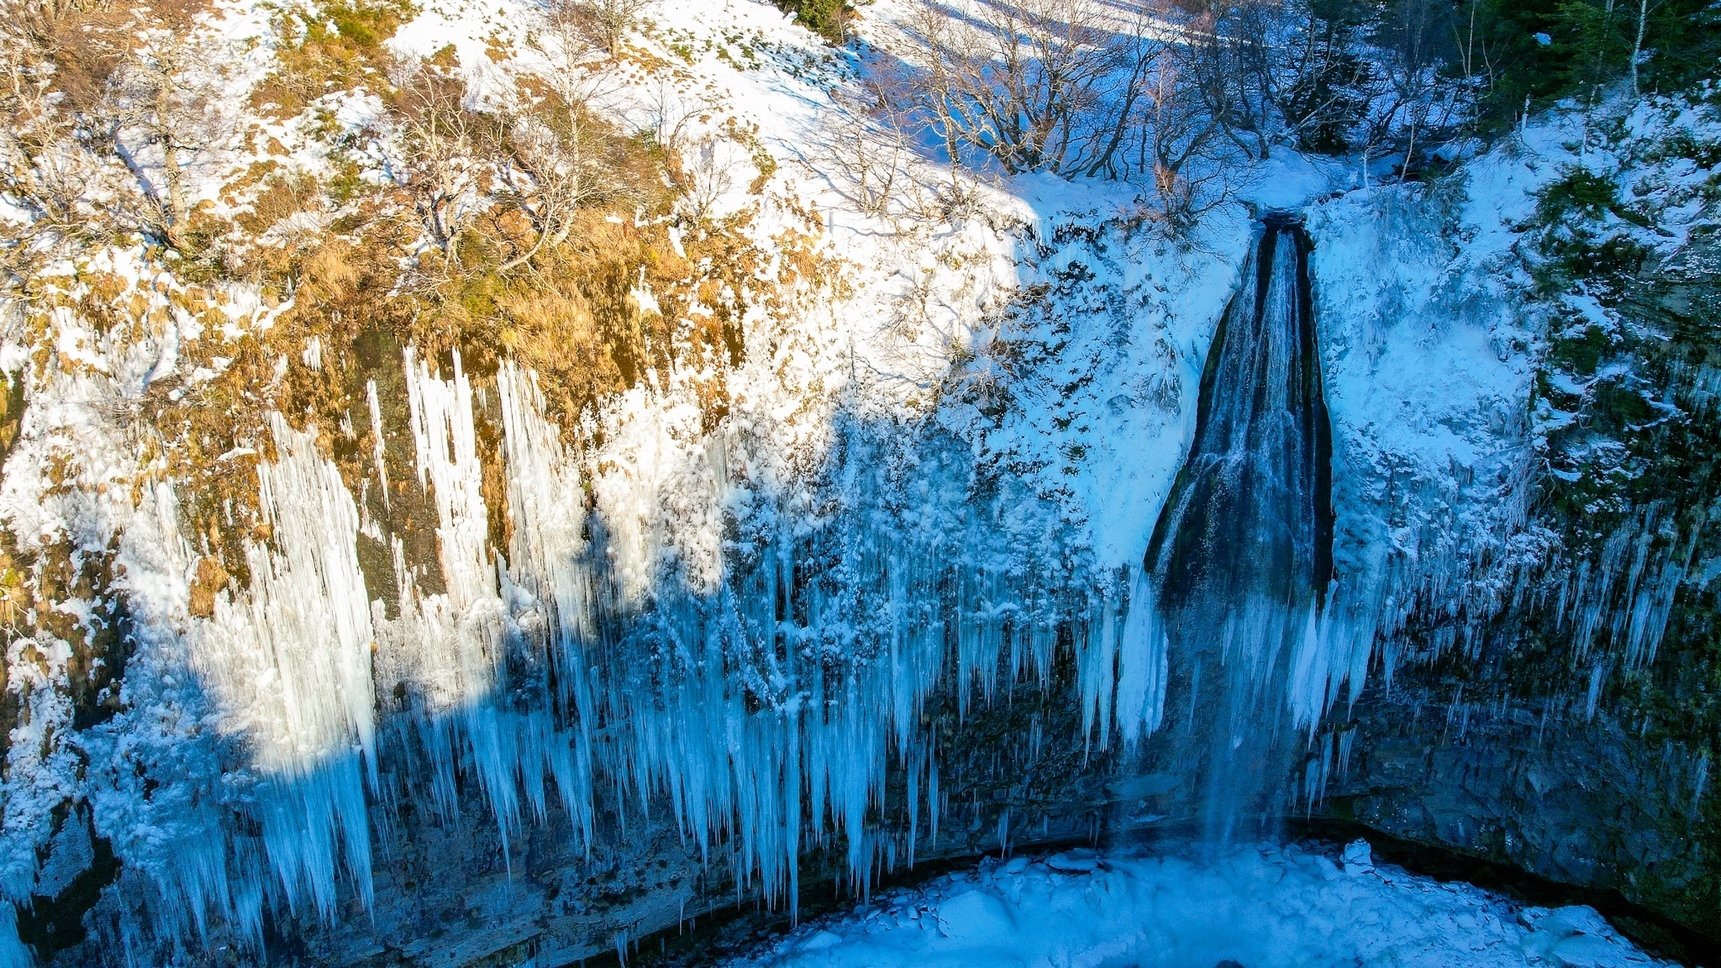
[1629,0,1647,96]
[162,141,185,243]
[154,80,187,246]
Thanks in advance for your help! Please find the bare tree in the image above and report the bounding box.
[550,0,655,60]
[0,0,235,251]
[1627,0,1673,96]
[637,76,714,160]
[537,0,600,82]
[0,13,94,253]
[0,96,111,259]
[877,0,1241,231]
[820,88,915,217]
[901,0,1159,177]
[1277,1,1374,154]
[108,26,235,247]
[493,94,639,270]
[531,0,633,119]
[1184,0,1286,160]
[673,133,740,223]
[391,62,485,262]
[470,0,648,270]
[1139,49,1226,231]
[1358,0,1469,178]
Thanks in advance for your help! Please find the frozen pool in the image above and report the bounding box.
[728,842,1669,968]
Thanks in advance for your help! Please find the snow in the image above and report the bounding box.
[1305,166,1539,679]
[2,0,1716,958]
[732,844,1670,968]
[1237,151,1349,213]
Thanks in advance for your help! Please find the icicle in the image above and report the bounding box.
[1555,506,1693,672]
[0,904,30,968]
[174,413,381,928]
[366,379,390,511]
[1585,664,1606,720]
[113,333,1214,957]
[1077,590,1119,751]
[496,362,596,844]
[1693,752,1711,821]
[928,748,940,849]
[906,743,919,868]
[378,347,510,752]
[404,348,495,612]
[1115,573,1168,744]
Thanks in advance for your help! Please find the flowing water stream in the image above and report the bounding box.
[1142,214,1336,842]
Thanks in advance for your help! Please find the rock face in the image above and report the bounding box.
[1327,684,1718,939]
[6,103,1718,968]
[1322,222,1721,945]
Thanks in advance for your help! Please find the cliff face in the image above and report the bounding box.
[1323,218,1721,946]
[4,221,1716,968]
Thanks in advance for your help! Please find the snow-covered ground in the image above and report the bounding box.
[732,843,1669,968]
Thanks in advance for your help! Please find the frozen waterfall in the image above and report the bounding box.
[14,219,1631,965]
[80,222,1383,957]
[1123,216,1364,838]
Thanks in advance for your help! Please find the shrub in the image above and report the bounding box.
[251,0,416,117]
[1535,166,1620,224]
[773,0,850,45]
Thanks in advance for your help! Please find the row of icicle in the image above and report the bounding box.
[32,341,1691,962]
[114,349,1191,955]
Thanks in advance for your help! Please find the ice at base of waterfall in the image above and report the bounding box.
[730,842,1668,968]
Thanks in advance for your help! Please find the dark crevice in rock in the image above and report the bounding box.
[15,809,120,961]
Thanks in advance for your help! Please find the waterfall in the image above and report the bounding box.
[1145,216,1333,624]
[1129,215,1352,838]
[79,223,1361,957]
[3,220,1443,965]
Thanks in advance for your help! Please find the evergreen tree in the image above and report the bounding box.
[774,0,850,44]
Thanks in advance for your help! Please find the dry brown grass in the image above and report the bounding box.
[5,4,850,605]
[250,0,416,118]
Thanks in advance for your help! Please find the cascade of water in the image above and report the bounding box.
[1145,218,1332,641]
[1126,216,1346,838]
